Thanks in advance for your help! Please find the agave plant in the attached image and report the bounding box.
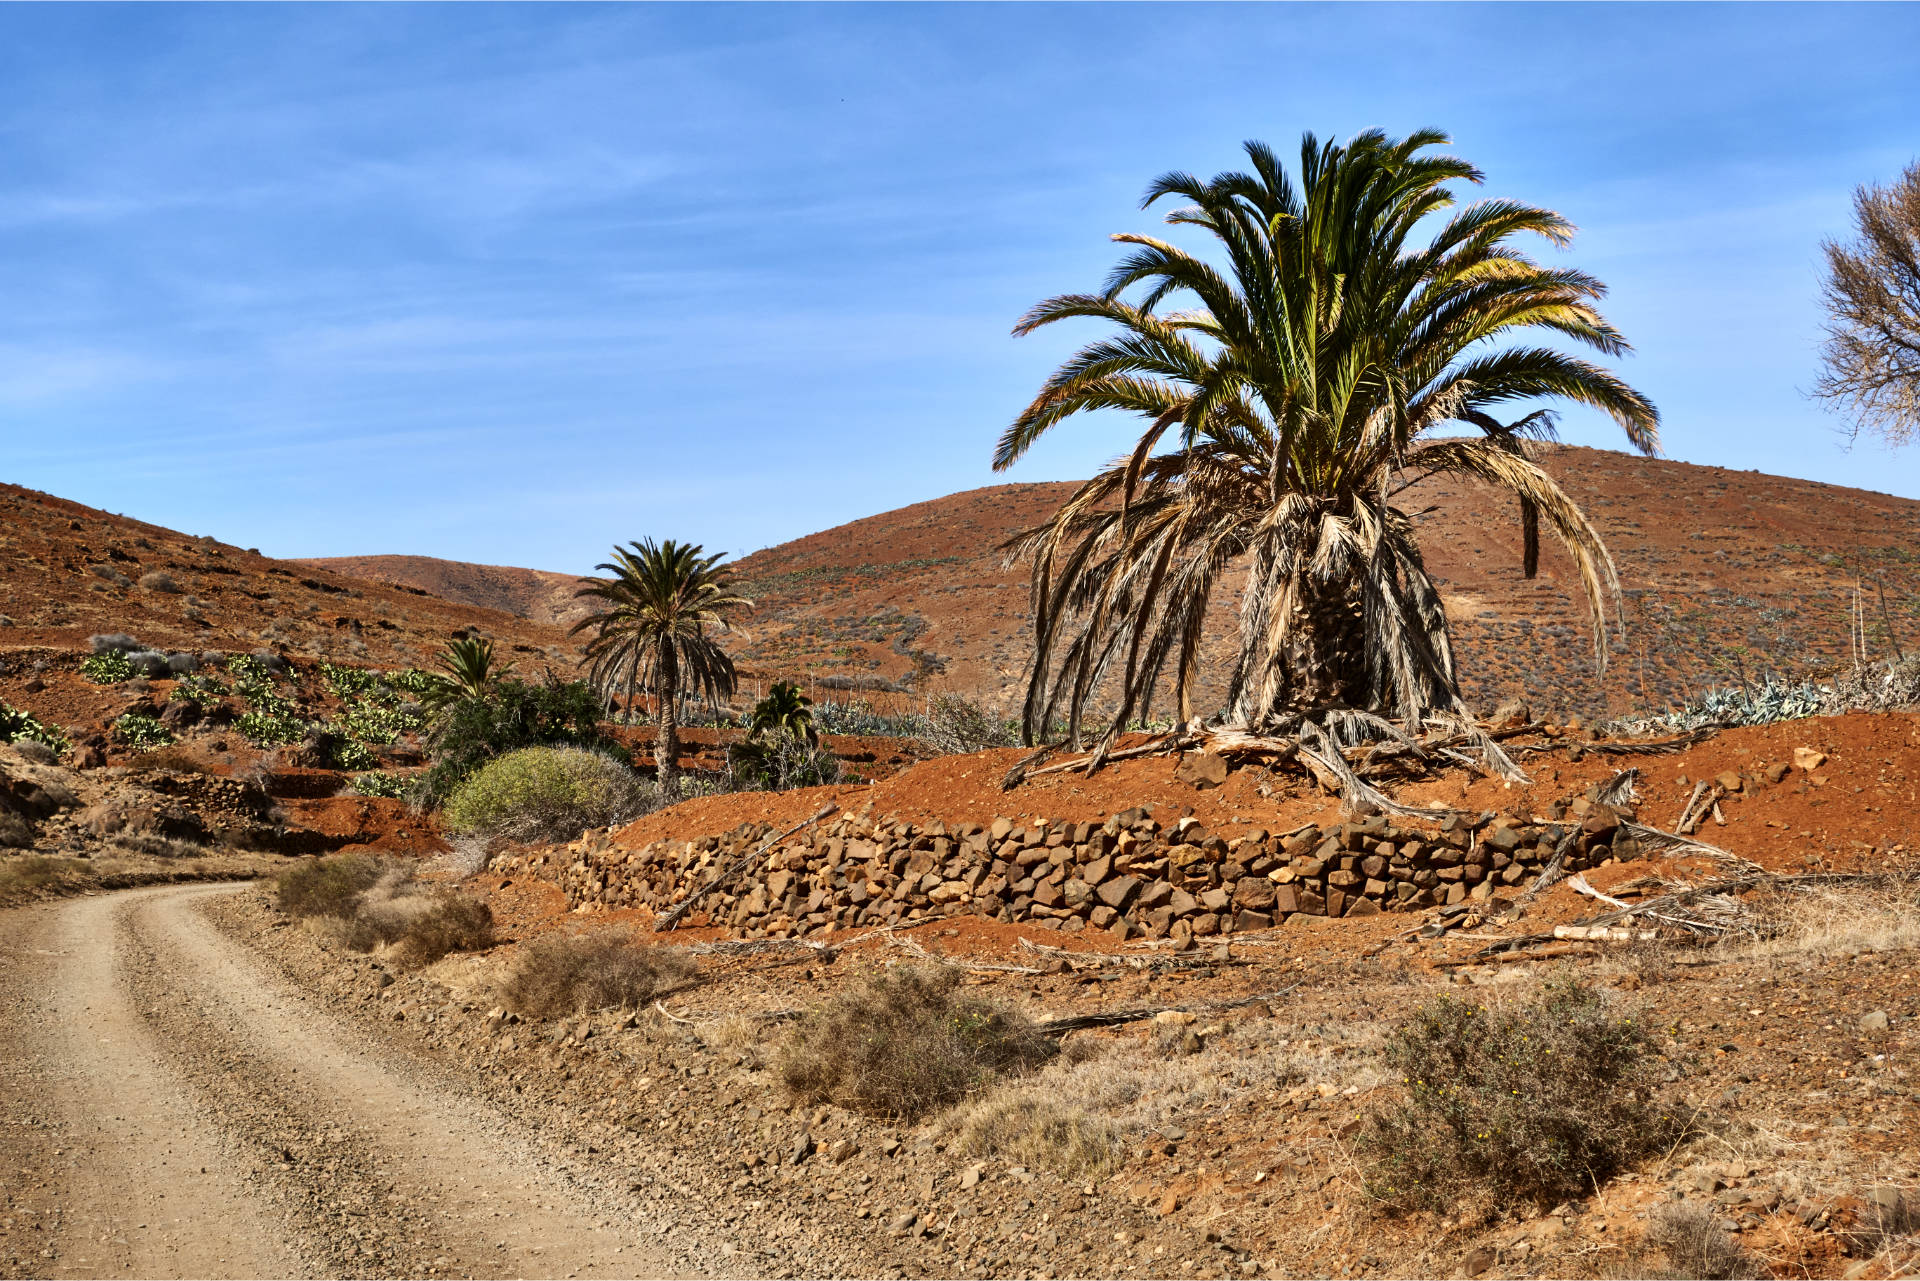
[749,680,818,745]
[996,129,1659,767]
[572,540,751,795]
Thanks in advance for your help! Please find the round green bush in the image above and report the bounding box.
[441,746,649,843]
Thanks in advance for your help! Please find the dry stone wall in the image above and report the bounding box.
[512,796,1644,943]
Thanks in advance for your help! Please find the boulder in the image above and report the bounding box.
[1173,752,1229,789]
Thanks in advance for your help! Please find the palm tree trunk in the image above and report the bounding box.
[657,643,681,796]
[1239,563,1369,725]
[1281,573,1367,711]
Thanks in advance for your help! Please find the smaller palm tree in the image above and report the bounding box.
[749,680,817,745]
[421,635,506,717]
[572,540,751,795]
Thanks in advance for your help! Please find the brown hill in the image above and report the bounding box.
[58,442,1920,724]
[0,482,571,671]
[716,444,1920,720]
[294,554,591,629]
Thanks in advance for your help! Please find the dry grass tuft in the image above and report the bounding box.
[496,929,694,1018]
[0,854,83,899]
[778,966,1054,1122]
[109,833,207,860]
[1642,1202,1760,1280]
[948,1091,1122,1179]
[1749,876,1920,961]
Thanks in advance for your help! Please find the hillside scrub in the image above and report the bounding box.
[419,677,624,807]
[1359,980,1669,1209]
[276,853,391,920]
[778,966,1054,1122]
[495,929,693,1018]
[442,745,652,843]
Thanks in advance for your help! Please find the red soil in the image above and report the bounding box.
[606,712,1918,882]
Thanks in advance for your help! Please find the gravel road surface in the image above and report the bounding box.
[0,883,692,1280]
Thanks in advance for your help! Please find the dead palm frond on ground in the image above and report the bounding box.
[994,129,1660,797]
[571,539,751,795]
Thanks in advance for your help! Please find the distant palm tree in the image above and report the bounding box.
[572,540,751,795]
[995,129,1659,768]
[421,635,505,717]
[750,680,817,745]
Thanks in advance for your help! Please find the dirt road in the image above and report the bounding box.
[0,883,691,1280]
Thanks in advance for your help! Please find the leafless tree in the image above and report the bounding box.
[1815,160,1920,445]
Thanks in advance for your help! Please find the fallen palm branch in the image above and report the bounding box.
[1017,937,1247,971]
[1032,987,1297,1037]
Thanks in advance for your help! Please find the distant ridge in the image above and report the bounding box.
[300,445,1920,717]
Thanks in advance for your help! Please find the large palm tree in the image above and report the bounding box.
[995,129,1659,772]
[572,540,751,794]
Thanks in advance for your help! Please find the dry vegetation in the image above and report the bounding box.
[494,929,694,1018]
[274,853,494,967]
[778,966,1055,1121]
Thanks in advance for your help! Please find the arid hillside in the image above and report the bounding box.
[319,445,1920,720]
[0,482,570,669]
[294,554,591,629]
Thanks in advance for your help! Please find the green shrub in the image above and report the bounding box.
[113,711,174,750]
[351,770,412,800]
[779,966,1055,1121]
[442,746,649,843]
[328,738,379,771]
[728,733,841,791]
[237,708,308,747]
[0,702,69,754]
[419,678,624,807]
[81,650,134,684]
[336,699,418,745]
[388,667,440,697]
[169,674,229,706]
[496,929,693,1017]
[275,853,390,919]
[1359,980,1669,1209]
[319,661,383,700]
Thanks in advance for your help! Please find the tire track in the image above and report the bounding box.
[0,884,693,1280]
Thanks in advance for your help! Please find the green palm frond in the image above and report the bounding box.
[998,128,1659,750]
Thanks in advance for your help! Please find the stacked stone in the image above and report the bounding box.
[532,797,1640,942]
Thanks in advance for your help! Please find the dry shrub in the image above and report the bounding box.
[497,929,694,1018]
[333,867,495,965]
[1360,980,1670,1210]
[1643,1202,1760,1280]
[392,894,495,965]
[0,855,81,896]
[948,1091,1121,1179]
[128,746,216,774]
[276,852,390,919]
[778,966,1054,1122]
[0,812,33,849]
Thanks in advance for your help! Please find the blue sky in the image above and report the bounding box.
[2,3,1917,573]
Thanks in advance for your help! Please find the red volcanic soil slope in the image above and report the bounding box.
[295,554,591,629]
[235,444,1920,723]
[0,482,569,669]
[720,444,1920,719]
